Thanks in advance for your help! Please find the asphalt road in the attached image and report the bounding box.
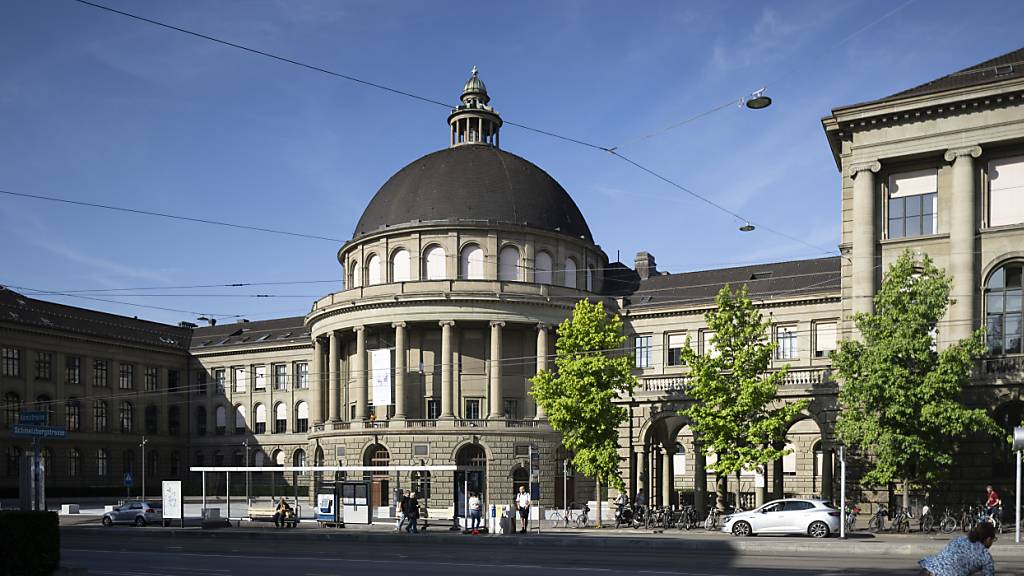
[59,528,1024,576]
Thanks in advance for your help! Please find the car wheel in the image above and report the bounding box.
[809,521,830,538]
[102,516,113,527]
[731,521,752,537]
[135,516,147,527]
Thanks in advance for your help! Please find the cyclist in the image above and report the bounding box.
[614,492,626,519]
[984,485,1002,518]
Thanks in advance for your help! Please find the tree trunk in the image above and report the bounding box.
[902,478,910,510]
[735,471,742,511]
[716,474,728,511]
[595,476,603,528]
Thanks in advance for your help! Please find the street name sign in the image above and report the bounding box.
[12,425,67,439]
[18,412,48,425]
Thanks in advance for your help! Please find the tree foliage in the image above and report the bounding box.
[530,299,636,490]
[679,285,807,478]
[833,250,1001,489]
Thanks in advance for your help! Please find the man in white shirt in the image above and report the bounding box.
[516,485,531,533]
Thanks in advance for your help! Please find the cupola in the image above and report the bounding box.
[448,66,502,148]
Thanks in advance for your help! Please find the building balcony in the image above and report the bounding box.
[308,417,548,436]
[632,367,837,400]
[976,355,1024,384]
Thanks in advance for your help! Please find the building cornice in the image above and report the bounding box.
[190,342,313,359]
[619,293,841,321]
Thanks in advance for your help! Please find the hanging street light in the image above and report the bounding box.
[739,222,756,232]
[745,88,772,110]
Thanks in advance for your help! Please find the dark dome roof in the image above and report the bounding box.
[354,145,593,242]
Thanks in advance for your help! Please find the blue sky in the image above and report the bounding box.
[2,0,1022,325]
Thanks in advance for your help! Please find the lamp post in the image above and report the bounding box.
[139,436,148,501]
[242,437,251,508]
[1012,427,1024,544]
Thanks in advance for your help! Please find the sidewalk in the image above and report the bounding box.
[59,515,1024,559]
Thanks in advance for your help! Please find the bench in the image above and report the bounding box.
[247,505,299,528]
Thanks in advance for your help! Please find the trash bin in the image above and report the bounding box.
[500,507,514,535]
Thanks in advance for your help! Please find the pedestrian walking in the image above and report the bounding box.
[516,485,531,533]
[404,491,420,533]
[468,491,482,530]
[395,489,410,532]
[919,522,996,576]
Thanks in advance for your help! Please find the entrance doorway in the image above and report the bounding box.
[455,444,486,517]
[363,444,390,513]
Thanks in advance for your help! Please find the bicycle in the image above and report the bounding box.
[868,505,888,533]
[550,502,590,528]
[919,505,934,533]
[631,504,648,529]
[704,507,721,531]
[891,506,913,533]
[646,505,667,530]
[675,505,698,530]
[939,507,958,534]
[960,505,977,533]
[614,502,634,529]
[844,504,861,533]
[979,505,1003,534]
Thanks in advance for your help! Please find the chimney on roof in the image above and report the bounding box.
[178,321,198,329]
[634,251,657,281]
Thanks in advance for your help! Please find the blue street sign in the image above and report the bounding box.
[18,411,47,425]
[124,472,134,487]
[12,424,66,439]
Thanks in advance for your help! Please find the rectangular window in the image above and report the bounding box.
[412,444,429,457]
[989,156,1024,227]
[144,367,159,391]
[1,348,19,377]
[274,364,287,391]
[168,370,179,393]
[197,371,208,395]
[427,399,441,420]
[634,335,652,369]
[66,401,81,431]
[254,366,266,390]
[65,356,80,385]
[503,398,521,420]
[94,401,107,432]
[35,352,52,380]
[775,325,798,360]
[234,367,246,393]
[214,369,226,393]
[349,404,356,421]
[93,360,108,387]
[119,364,134,390]
[464,398,481,420]
[296,363,309,389]
[888,170,937,238]
[514,445,530,458]
[815,322,838,358]
[701,331,718,358]
[667,333,687,366]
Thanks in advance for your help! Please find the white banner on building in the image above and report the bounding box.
[370,348,392,406]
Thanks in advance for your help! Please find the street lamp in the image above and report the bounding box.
[745,88,772,110]
[739,222,756,232]
[242,437,251,508]
[139,436,148,501]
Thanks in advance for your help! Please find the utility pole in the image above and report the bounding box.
[140,436,148,501]
[242,437,251,508]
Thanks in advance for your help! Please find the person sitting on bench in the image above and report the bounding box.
[273,497,293,528]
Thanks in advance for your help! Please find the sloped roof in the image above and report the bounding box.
[849,47,1024,109]
[625,256,841,310]
[191,315,309,351]
[0,287,191,350]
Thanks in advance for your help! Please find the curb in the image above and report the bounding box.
[64,524,1024,558]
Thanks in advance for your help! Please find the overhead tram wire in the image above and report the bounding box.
[66,0,837,257]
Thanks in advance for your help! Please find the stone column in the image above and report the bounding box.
[329,331,341,423]
[354,326,367,421]
[488,321,504,419]
[849,160,882,316]
[693,442,707,517]
[662,445,675,507]
[439,321,455,419]
[772,443,785,500]
[945,145,983,343]
[312,338,325,426]
[534,324,548,420]
[636,448,647,499]
[393,322,407,420]
[821,446,834,500]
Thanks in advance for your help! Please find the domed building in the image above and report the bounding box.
[302,68,607,512]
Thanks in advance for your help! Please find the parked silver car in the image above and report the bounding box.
[721,498,840,538]
[101,501,163,527]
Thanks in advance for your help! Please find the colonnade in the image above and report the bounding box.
[310,321,551,425]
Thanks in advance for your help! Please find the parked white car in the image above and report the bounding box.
[101,500,162,527]
[721,498,840,538]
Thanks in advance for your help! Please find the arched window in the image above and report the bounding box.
[564,257,578,288]
[349,260,362,288]
[293,449,306,468]
[273,449,285,466]
[986,262,1023,355]
[460,244,485,280]
[498,245,521,281]
[68,448,81,478]
[96,449,108,477]
[3,392,21,428]
[93,400,107,432]
[535,251,553,284]
[215,405,227,435]
[254,403,267,434]
[366,254,382,285]
[424,245,447,280]
[66,399,81,431]
[168,406,181,436]
[145,404,158,435]
[391,249,411,282]
[254,450,265,467]
[234,404,247,432]
[275,402,288,433]
[119,401,134,433]
[296,401,309,433]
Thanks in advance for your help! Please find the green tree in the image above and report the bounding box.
[530,299,636,526]
[833,250,1001,507]
[678,285,807,510]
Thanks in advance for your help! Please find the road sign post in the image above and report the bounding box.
[14,413,65,511]
[124,472,134,500]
